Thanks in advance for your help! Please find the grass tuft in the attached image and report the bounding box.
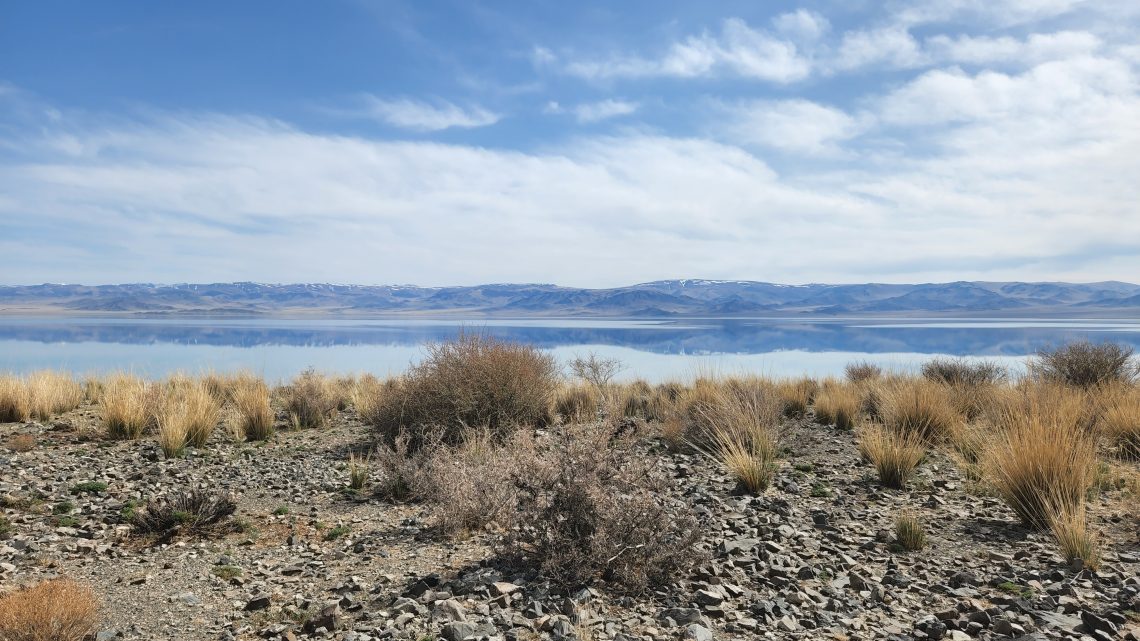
[0,577,100,641]
[894,511,927,551]
[99,374,151,440]
[857,423,925,489]
[813,381,860,430]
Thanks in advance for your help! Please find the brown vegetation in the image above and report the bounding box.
[1033,340,1136,387]
[0,577,100,641]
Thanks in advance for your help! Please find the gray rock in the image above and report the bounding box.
[441,621,478,641]
[684,623,714,641]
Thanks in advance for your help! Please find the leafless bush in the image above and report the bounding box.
[1033,340,1136,387]
[845,361,882,383]
[504,425,701,593]
[921,357,1007,386]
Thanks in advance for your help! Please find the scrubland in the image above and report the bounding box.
[0,338,1138,641]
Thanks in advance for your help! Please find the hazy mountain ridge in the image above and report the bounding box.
[0,280,1138,316]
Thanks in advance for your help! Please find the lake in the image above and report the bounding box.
[2,316,1139,382]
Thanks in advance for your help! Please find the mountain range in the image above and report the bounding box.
[1,280,1138,317]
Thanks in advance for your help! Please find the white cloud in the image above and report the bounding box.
[772,9,830,42]
[562,18,811,83]
[833,27,926,71]
[925,30,1101,65]
[361,96,500,131]
[717,99,867,155]
[570,99,639,123]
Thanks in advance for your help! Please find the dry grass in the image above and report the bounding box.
[154,381,221,456]
[25,371,84,420]
[0,375,30,423]
[921,357,1006,386]
[894,512,927,551]
[0,577,100,641]
[424,428,532,535]
[693,385,780,493]
[552,384,600,424]
[349,373,386,418]
[858,423,925,489]
[4,434,35,452]
[1047,495,1100,570]
[348,453,370,490]
[369,333,559,447]
[229,378,274,441]
[983,404,1096,529]
[99,374,151,440]
[1034,340,1136,388]
[813,381,860,430]
[776,377,817,418]
[1098,385,1140,459]
[282,369,338,430]
[879,379,960,442]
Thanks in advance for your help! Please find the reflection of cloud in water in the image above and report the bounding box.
[0,317,1137,381]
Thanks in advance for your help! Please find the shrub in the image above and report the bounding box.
[879,380,959,442]
[567,352,624,390]
[283,369,338,430]
[100,374,151,440]
[0,375,30,423]
[1047,496,1100,570]
[1099,387,1140,459]
[552,384,599,424]
[230,378,274,441]
[371,431,435,501]
[845,361,882,383]
[858,424,925,489]
[1034,340,1136,387]
[894,512,926,551]
[423,428,531,535]
[813,382,860,430]
[130,490,237,539]
[983,407,1096,529]
[370,333,559,448]
[921,357,1007,386]
[25,371,85,420]
[0,577,100,641]
[505,425,701,593]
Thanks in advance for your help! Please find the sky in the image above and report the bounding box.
[1,0,1139,287]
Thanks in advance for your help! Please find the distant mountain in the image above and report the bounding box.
[0,280,1137,317]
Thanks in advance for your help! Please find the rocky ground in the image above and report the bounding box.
[2,403,1138,641]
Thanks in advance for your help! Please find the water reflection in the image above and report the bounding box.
[1,317,1137,381]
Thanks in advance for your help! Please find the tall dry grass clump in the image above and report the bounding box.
[1033,340,1136,388]
[0,577,100,641]
[99,374,151,440]
[921,357,1007,387]
[813,381,861,430]
[369,333,558,447]
[229,378,274,441]
[1098,385,1140,459]
[552,384,599,424]
[879,379,960,442]
[282,368,338,429]
[0,375,30,423]
[1047,494,1100,570]
[349,373,386,418]
[858,423,925,489]
[777,377,817,418]
[154,381,221,456]
[25,371,85,420]
[693,385,781,493]
[983,406,1096,529]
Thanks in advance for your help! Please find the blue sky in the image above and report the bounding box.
[1,0,1138,286]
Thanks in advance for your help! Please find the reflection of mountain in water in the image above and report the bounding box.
[2,319,1139,357]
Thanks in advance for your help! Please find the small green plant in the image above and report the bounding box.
[70,481,108,495]
[997,581,1034,598]
[794,462,814,473]
[893,512,926,551]
[120,499,139,522]
[212,565,242,581]
[324,525,350,541]
[0,516,11,536]
[233,517,257,535]
[810,483,832,497]
[272,505,290,516]
[53,501,75,515]
[52,515,78,527]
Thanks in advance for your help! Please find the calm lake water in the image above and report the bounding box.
[2,316,1139,383]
